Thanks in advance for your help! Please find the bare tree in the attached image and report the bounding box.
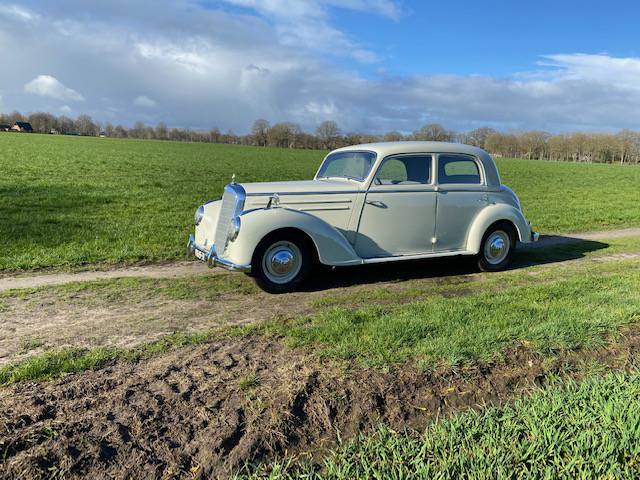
[155,122,168,140]
[383,131,403,142]
[75,115,98,136]
[411,123,454,142]
[267,122,300,148]
[463,127,497,148]
[28,112,57,133]
[251,119,270,147]
[316,120,341,149]
[209,127,221,143]
[104,123,115,137]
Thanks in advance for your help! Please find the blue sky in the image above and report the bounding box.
[1,0,640,133]
[334,0,640,76]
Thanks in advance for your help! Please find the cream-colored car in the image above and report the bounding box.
[188,142,538,292]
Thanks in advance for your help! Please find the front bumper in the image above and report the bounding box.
[187,234,251,272]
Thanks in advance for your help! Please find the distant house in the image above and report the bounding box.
[11,122,33,133]
[0,124,10,132]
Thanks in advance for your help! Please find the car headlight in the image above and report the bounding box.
[194,205,205,226]
[229,216,241,241]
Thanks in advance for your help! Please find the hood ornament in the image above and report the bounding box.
[267,193,280,209]
[231,173,237,184]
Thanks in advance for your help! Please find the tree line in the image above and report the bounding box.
[2,110,639,164]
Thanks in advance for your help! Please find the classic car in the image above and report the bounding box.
[188,141,538,292]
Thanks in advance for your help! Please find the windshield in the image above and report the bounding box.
[316,151,376,182]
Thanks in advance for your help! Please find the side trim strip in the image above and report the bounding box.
[246,190,360,196]
[299,206,351,212]
[367,188,437,194]
[282,199,353,205]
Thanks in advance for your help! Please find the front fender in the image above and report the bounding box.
[466,204,532,254]
[223,208,362,267]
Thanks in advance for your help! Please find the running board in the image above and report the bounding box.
[362,250,474,264]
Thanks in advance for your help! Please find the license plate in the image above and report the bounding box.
[195,249,208,261]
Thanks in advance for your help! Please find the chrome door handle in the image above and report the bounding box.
[365,200,387,208]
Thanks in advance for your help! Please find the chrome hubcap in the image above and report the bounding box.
[263,241,302,284]
[484,230,510,265]
[270,250,295,275]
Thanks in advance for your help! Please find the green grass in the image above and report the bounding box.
[250,260,640,367]
[498,157,640,234]
[0,331,214,385]
[1,134,639,271]
[241,370,640,479]
[0,134,322,271]
[3,257,640,385]
[238,373,261,391]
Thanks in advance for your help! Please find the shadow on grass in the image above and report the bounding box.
[0,185,112,249]
[301,236,608,292]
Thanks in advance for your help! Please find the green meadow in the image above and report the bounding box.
[1,133,639,270]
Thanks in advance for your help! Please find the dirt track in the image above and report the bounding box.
[1,228,639,293]
[2,330,640,479]
[1,229,640,366]
[1,228,640,478]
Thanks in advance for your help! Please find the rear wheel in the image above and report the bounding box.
[251,232,314,293]
[477,223,516,272]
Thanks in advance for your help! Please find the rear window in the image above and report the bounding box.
[438,154,481,184]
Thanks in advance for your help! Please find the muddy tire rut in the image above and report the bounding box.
[2,331,640,479]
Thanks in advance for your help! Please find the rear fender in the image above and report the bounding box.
[223,208,362,267]
[466,204,532,253]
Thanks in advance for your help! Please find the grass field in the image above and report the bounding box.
[258,261,640,367]
[243,371,640,479]
[2,252,639,383]
[1,133,639,271]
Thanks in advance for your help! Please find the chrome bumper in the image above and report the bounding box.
[187,234,251,272]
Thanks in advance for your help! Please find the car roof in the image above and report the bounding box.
[331,141,486,158]
[328,141,501,188]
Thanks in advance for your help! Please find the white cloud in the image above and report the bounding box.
[3,2,640,133]
[60,105,72,114]
[133,95,157,108]
[0,4,38,22]
[220,0,394,63]
[323,0,402,20]
[24,75,84,101]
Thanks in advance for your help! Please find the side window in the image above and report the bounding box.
[438,155,481,184]
[375,155,432,185]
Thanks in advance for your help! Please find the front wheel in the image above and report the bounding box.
[476,223,515,272]
[251,232,314,293]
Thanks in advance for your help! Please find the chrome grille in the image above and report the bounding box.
[214,183,246,254]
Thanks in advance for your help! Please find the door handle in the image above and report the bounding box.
[365,200,387,208]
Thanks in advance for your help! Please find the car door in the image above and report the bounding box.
[434,153,488,252]
[355,154,436,258]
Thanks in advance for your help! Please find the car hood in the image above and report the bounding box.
[240,179,361,196]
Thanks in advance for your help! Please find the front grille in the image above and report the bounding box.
[214,183,245,254]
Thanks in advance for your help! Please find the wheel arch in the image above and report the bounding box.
[250,227,319,267]
[466,204,531,254]
[223,207,362,267]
